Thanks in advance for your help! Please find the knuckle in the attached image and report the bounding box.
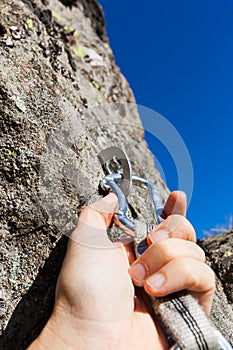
[185,260,216,290]
[183,219,196,241]
[157,240,176,261]
[180,258,200,288]
[195,245,206,262]
[190,274,200,289]
[165,214,196,241]
[166,214,185,233]
[206,265,216,288]
[182,258,195,276]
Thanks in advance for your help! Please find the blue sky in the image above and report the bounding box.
[98,0,233,238]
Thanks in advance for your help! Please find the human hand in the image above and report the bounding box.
[28,191,215,350]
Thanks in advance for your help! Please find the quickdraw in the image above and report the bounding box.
[98,146,232,350]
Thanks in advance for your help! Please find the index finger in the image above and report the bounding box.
[148,214,196,243]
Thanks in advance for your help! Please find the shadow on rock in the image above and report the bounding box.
[0,235,68,350]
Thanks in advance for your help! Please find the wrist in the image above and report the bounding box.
[28,300,131,350]
[27,309,77,350]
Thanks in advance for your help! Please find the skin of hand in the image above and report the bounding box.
[28,191,215,350]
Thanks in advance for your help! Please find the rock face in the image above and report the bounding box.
[198,231,233,344]
[0,0,232,349]
[0,1,168,348]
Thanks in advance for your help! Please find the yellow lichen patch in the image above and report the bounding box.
[64,25,73,31]
[226,251,232,257]
[26,18,33,29]
[120,113,129,123]
[8,147,19,159]
[74,46,85,58]
[98,93,105,104]
[64,26,78,37]
[52,11,65,22]
[92,81,100,90]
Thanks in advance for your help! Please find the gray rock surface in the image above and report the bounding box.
[0,1,168,348]
[198,231,233,344]
[0,0,232,349]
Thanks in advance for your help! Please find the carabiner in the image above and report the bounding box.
[99,146,164,257]
[100,172,165,256]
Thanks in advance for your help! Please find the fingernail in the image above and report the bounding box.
[148,229,169,244]
[176,191,187,202]
[102,193,117,203]
[91,194,118,213]
[129,262,148,284]
[180,191,187,202]
[147,273,166,290]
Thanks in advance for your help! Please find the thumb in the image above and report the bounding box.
[70,193,118,249]
[58,193,134,324]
